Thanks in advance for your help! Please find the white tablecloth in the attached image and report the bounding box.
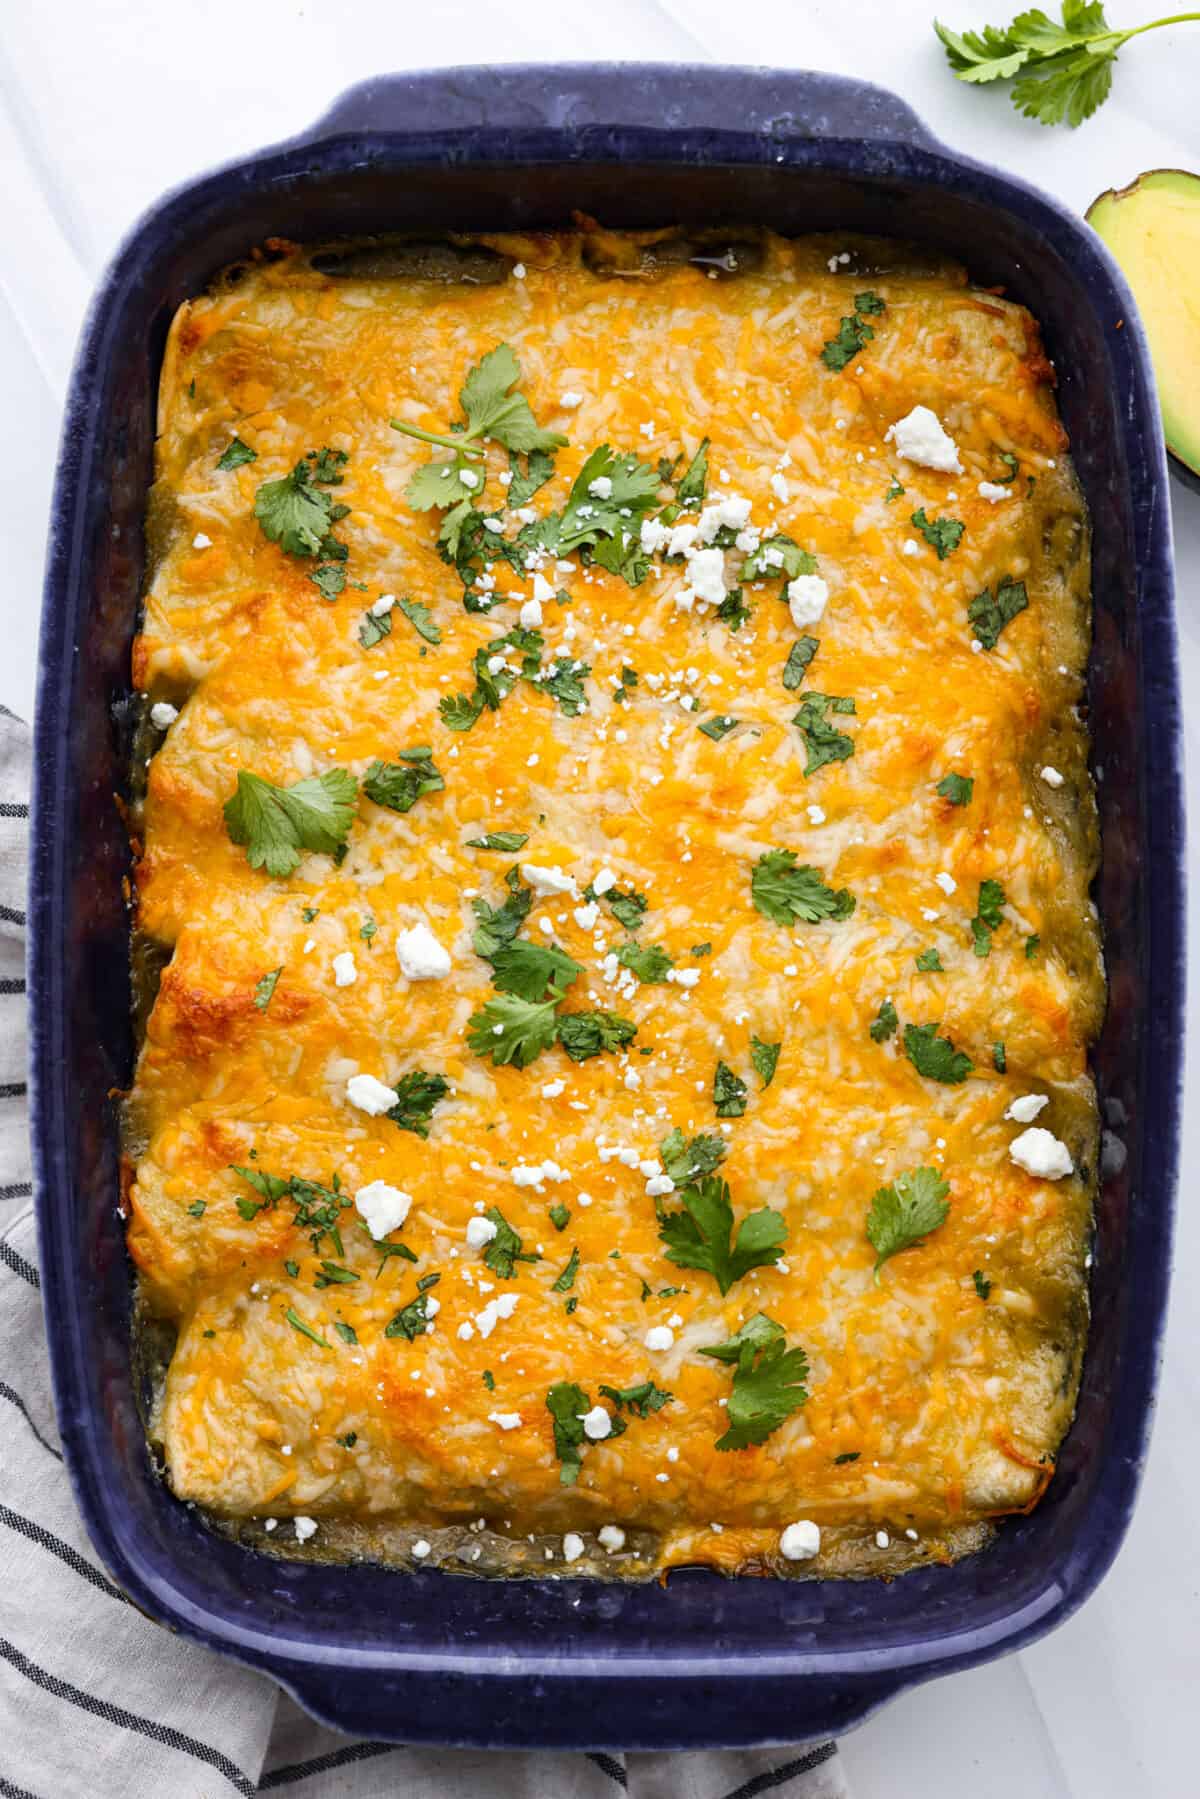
[3,5,1199,1793]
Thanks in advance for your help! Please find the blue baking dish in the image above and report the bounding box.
[29,64,1182,1750]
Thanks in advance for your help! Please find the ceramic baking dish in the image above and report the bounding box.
[29,63,1183,1750]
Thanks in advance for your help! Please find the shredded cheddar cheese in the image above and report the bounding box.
[126,229,1101,1579]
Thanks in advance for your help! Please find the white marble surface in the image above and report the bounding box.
[4,4,1198,1793]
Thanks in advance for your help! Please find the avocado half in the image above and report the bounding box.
[1087,170,1200,494]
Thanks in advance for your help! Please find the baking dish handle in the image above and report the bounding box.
[306,64,942,151]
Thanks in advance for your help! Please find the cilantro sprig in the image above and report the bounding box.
[392,343,566,510]
[223,768,357,878]
[934,4,1199,128]
[751,849,855,926]
[821,292,887,371]
[866,1166,951,1280]
[253,448,351,597]
[700,1313,810,1450]
[657,1177,787,1295]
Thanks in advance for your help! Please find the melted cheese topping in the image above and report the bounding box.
[127,230,1101,1578]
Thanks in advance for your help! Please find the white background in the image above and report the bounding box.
[3,3,1198,1794]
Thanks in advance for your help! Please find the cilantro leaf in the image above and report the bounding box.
[217,437,257,471]
[362,748,444,815]
[384,1291,436,1340]
[546,1380,589,1485]
[555,446,662,555]
[552,1246,581,1293]
[700,1314,809,1450]
[675,437,710,508]
[885,476,906,503]
[1025,933,1041,960]
[659,1128,727,1185]
[472,871,533,957]
[254,451,347,558]
[466,830,529,852]
[915,948,944,972]
[398,597,441,644]
[741,534,817,583]
[903,1022,974,1085]
[968,574,1028,649]
[358,606,392,649]
[506,447,557,507]
[821,313,875,371]
[223,768,357,878]
[616,940,674,984]
[751,848,856,926]
[254,967,282,1010]
[910,507,965,560]
[483,1205,537,1279]
[467,993,560,1068]
[750,1036,781,1088]
[459,343,567,454]
[970,878,1007,958]
[698,713,740,741]
[866,1165,950,1278]
[855,290,886,315]
[869,998,899,1043]
[549,1202,570,1231]
[556,1010,637,1062]
[489,940,583,1002]
[937,772,974,806]
[386,1069,449,1138]
[286,1307,330,1349]
[657,1177,787,1295]
[973,1268,993,1300]
[713,1061,748,1118]
[606,887,647,930]
[598,1379,673,1418]
[782,635,820,690]
[439,690,484,731]
[793,691,857,776]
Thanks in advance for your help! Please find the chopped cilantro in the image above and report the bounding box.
[556,1010,638,1062]
[362,748,444,816]
[506,446,556,508]
[555,446,662,559]
[741,535,817,583]
[546,1380,590,1484]
[358,606,392,649]
[910,507,964,560]
[466,830,529,852]
[223,768,357,878]
[314,1259,359,1289]
[616,940,674,984]
[598,1380,672,1418]
[884,476,905,503]
[549,1202,570,1231]
[439,690,484,732]
[482,1206,536,1278]
[285,1307,330,1349]
[970,878,1007,957]
[834,1451,860,1464]
[472,868,533,958]
[751,848,855,926]
[793,691,857,776]
[254,966,282,1010]
[993,1041,1007,1073]
[937,772,974,806]
[973,1268,992,1300]
[1025,933,1040,960]
[482,1369,495,1391]
[467,992,560,1068]
[675,437,710,509]
[903,1022,973,1085]
[660,1127,727,1185]
[254,449,348,559]
[691,942,712,958]
[968,575,1028,650]
[782,635,820,691]
[398,597,442,644]
[360,917,377,946]
[870,999,899,1043]
[386,1070,449,1139]
[821,312,875,371]
[490,939,583,1003]
[657,1177,786,1295]
[713,1060,748,1118]
[866,1165,950,1279]
[606,887,648,930]
[698,713,740,741]
[552,1247,581,1293]
[187,1199,206,1218]
[384,1292,435,1340]
[915,948,944,972]
[217,437,257,471]
[995,450,1019,484]
[750,1036,781,1089]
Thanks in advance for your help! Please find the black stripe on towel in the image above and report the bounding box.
[0,1636,256,1798]
[257,1743,396,1789]
[719,1743,839,1799]
[0,1504,129,1606]
[0,1240,39,1289]
[0,1383,62,1461]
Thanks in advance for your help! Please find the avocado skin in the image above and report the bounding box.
[1087,170,1200,496]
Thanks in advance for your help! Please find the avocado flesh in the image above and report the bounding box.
[1087,170,1200,486]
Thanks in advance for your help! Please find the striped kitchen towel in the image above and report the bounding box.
[0,703,847,1797]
